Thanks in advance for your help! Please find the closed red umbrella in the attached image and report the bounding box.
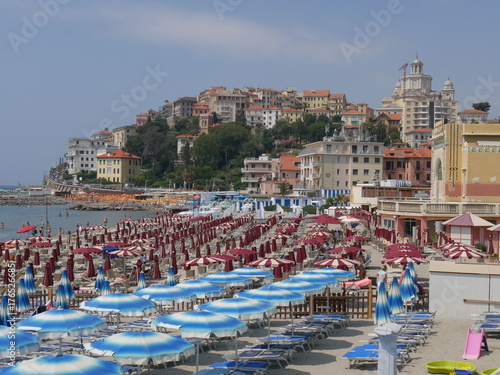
[67,257,75,282]
[273,265,283,279]
[259,244,265,258]
[15,254,23,270]
[23,247,30,261]
[152,255,162,280]
[224,260,234,272]
[48,257,56,273]
[33,251,40,266]
[3,267,10,284]
[103,252,112,273]
[42,262,53,287]
[148,248,155,262]
[86,256,97,278]
[206,244,211,256]
[52,248,59,263]
[3,249,10,263]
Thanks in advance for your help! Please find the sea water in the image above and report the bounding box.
[0,204,156,242]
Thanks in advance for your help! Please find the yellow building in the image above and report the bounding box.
[432,121,500,203]
[302,90,330,109]
[282,108,302,123]
[97,150,141,184]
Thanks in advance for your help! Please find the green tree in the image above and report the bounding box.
[472,102,491,112]
[333,193,350,206]
[365,121,387,142]
[306,121,328,142]
[276,181,291,197]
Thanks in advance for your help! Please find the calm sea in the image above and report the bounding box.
[0,204,156,242]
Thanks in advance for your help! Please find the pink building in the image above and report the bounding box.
[383,146,432,186]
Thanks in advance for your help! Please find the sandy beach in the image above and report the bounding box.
[4,211,500,374]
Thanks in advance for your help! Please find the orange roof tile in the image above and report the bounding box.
[176,134,197,139]
[408,128,432,133]
[97,150,141,159]
[303,90,330,97]
[329,93,345,99]
[280,154,300,170]
[459,109,488,114]
[343,110,365,115]
[97,130,112,135]
[344,125,359,129]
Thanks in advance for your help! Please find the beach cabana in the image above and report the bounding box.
[442,213,493,246]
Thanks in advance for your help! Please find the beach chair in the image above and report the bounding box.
[341,344,411,368]
[209,360,270,375]
[232,347,291,368]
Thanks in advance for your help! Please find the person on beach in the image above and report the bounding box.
[377,265,387,286]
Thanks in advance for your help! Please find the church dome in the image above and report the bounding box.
[443,79,454,89]
[412,57,423,65]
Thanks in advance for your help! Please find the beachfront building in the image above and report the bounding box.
[96,150,141,183]
[296,126,383,198]
[383,146,432,186]
[112,125,137,149]
[377,121,500,243]
[65,130,117,175]
[377,56,458,143]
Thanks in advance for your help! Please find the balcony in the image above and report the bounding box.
[241,168,273,173]
[241,177,263,183]
[378,199,500,216]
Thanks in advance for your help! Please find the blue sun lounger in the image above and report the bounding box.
[209,361,270,375]
[341,344,411,368]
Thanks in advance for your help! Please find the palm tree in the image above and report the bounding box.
[333,193,350,206]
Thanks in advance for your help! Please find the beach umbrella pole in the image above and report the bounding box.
[195,340,200,375]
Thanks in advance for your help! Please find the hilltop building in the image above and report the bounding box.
[377,56,458,143]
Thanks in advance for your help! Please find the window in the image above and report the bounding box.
[427,174,430,180]
[398,174,403,179]
[353,157,358,163]
[336,169,340,175]
[416,161,421,170]
[346,169,349,175]
[352,181,357,186]
[363,169,369,175]
[386,161,394,170]
[416,173,420,180]
[375,157,380,163]
[427,161,431,168]
[337,156,341,163]
[336,181,340,187]
[374,146,379,153]
[388,174,392,179]
[397,161,404,168]
[353,169,358,175]
[364,157,369,163]
[326,145,332,153]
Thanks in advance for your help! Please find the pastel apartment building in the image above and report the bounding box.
[97,150,141,183]
[383,146,432,186]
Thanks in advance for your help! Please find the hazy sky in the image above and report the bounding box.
[2,0,499,185]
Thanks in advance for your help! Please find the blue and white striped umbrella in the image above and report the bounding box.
[136,272,147,291]
[133,286,196,305]
[289,272,339,288]
[176,280,224,299]
[0,326,40,357]
[198,272,253,287]
[400,267,418,303]
[271,278,326,296]
[229,267,273,280]
[17,309,106,339]
[165,266,177,286]
[0,296,12,327]
[23,266,37,294]
[374,281,391,326]
[60,270,74,301]
[55,285,70,310]
[198,297,276,321]
[84,331,195,365]
[152,310,248,339]
[94,267,105,292]
[99,280,112,296]
[80,293,157,317]
[387,276,405,315]
[311,268,355,281]
[0,354,122,375]
[235,285,305,307]
[15,279,31,313]
[407,262,419,294]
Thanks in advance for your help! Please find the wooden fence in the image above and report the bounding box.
[28,287,429,320]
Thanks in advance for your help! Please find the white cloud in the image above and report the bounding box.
[86,3,344,64]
